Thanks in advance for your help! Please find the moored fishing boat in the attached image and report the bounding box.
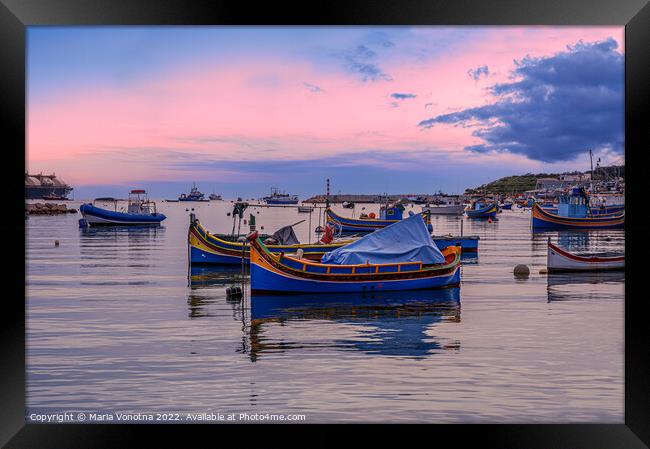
[326,201,431,233]
[499,200,513,210]
[531,187,624,230]
[465,201,497,219]
[188,214,353,265]
[247,214,461,294]
[547,238,624,272]
[79,190,166,227]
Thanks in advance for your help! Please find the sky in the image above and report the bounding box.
[27,26,624,199]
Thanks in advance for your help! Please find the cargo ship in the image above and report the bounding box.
[25,172,73,200]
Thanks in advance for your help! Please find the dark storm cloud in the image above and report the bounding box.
[419,38,624,163]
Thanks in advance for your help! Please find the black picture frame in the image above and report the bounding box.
[3,0,648,446]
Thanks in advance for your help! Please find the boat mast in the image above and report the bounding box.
[588,149,594,192]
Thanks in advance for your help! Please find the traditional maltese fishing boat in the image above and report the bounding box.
[188,206,354,265]
[326,202,431,233]
[247,214,461,294]
[465,200,498,219]
[547,238,624,272]
[79,190,166,227]
[531,187,624,230]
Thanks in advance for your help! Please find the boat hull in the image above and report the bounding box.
[189,219,348,265]
[423,205,465,215]
[500,203,513,210]
[547,241,624,272]
[79,204,166,226]
[251,262,461,294]
[541,204,624,215]
[325,208,402,233]
[465,203,497,219]
[532,203,624,230]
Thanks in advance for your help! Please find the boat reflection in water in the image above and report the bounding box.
[188,265,246,319]
[248,288,461,361]
[188,266,461,360]
[79,225,165,272]
[546,271,624,302]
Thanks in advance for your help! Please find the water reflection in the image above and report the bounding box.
[547,271,625,302]
[189,265,245,286]
[557,230,590,249]
[79,226,164,261]
[77,226,166,284]
[188,266,247,319]
[532,229,624,255]
[247,288,461,361]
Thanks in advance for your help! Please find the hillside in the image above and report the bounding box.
[465,165,624,195]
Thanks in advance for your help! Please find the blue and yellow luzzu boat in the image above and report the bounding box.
[540,203,624,215]
[325,204,402,233]
[531,187,624,230]
[188,214,353,265]
[465,201,498,219]
[247,214,461,294]
[325,203,431,233]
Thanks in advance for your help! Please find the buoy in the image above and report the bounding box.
[487,217,492,223]
[54,240,59,246]
[513,264,530,277]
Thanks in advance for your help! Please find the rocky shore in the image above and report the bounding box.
[26,203,77,215]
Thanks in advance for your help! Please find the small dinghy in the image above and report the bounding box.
[546,237,624,272]
[79,190,166,227]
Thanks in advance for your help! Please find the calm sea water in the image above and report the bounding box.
[26,200,624,423]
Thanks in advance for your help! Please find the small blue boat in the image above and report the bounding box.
[465,201,498,219]
[248,214,461,294]
[499,202,513,210]
[79,190,166,227]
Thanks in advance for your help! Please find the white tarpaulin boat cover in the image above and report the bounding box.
[321,214,445,265]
